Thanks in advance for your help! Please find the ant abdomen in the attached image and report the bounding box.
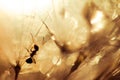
[26,58,33,64]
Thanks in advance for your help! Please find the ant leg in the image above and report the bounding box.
[32,58,36,64]
[22,48,31,58]
[25,48,30,53]
[30,47,33,52]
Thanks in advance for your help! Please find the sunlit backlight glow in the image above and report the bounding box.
[90,55,102,65]
[91,10,105,33]
[0,0,52,15]
[52,56,62,66]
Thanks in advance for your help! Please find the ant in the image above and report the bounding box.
[24,15,50,64]
[25,44,39,64]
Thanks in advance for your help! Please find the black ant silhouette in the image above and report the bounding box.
[24,15,50,64]
[26,44,39,64]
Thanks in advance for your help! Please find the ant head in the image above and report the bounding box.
[34,44,39,51]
